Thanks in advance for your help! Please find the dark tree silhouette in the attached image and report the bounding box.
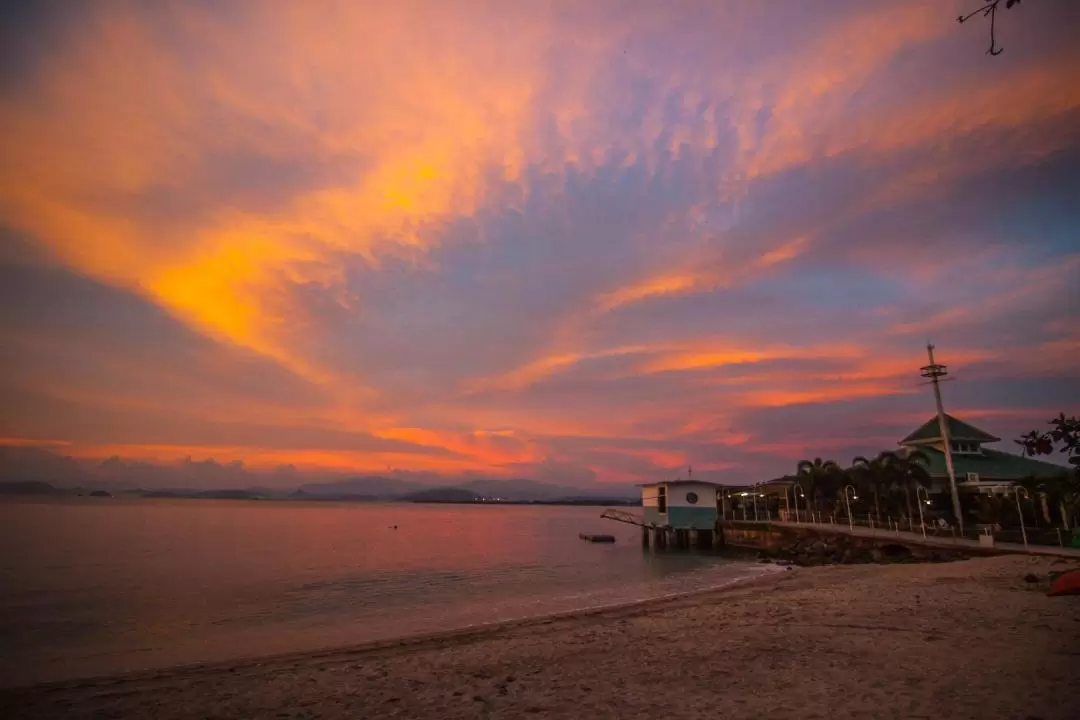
[1017,413,1080,470]
[1016,413,1080,526]
[795,457,842,514]
[958,0,1023,56]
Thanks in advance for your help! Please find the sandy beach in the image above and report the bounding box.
[2,555,1078,720]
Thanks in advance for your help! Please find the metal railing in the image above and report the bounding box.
[721,508,1078,550]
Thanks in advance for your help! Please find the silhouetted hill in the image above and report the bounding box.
[461,478,637,502]
[289,489,377,502]
[0,480,60,495]
[297,475,421,498]
[192,489,264,500]
[0,447,640,502]
[546,496,641,506]
[400,487,480,503]
[140,490,183,498]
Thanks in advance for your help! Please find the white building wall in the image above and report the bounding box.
[641,486,660,508]
[664,483,718,508]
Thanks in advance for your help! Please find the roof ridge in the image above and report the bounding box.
[899,413,1000,444]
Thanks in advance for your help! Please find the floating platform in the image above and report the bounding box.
[579,533,616,543]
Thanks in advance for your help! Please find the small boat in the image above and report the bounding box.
[579,533,616,543]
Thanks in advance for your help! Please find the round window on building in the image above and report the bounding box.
[686,491,699,505]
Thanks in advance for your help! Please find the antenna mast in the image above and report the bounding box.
[920,344,963,535]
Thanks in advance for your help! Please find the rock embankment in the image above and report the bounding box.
[757,533,959,566]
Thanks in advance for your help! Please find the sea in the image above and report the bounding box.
[0,498,764,688]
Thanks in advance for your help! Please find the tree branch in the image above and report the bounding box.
[958,0,1022,56]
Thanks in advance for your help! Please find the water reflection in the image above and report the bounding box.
[0,499,754,687]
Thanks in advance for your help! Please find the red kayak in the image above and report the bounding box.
[1048,568,1080,597]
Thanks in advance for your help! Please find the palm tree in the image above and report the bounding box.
[850,453,892,521]
[883,450,932,522]
[796,458,842,515]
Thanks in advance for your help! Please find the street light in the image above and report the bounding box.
[843,484,857,531]
[793,482,804,524]
[1014,486,1029,551]
[916,486,930,540]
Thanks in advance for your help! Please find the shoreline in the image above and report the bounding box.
[1,562,787,693]
[3,555,1078,719]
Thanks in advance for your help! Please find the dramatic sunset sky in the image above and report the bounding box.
[1,0,1078,488]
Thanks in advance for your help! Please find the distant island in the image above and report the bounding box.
[0,480,61,495]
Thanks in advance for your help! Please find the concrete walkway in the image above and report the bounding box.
[733,518,1080,559]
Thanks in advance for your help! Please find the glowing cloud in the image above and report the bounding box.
[2,0,1079,486]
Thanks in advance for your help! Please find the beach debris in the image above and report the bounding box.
[1047,568,1080,597]
[1023,573,1039,583]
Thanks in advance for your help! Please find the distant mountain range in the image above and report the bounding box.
[0,479,638,505]
[293,475,635,502]
[0,447,639,504]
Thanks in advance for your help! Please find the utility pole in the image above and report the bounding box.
[920,344,963,535]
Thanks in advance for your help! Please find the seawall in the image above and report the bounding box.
[719,521,998,564]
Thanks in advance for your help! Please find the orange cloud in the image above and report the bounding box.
[2,1,1077,485]
[638,341,861,376]
[0,1,550,379]
[375,427,542,466]
[736,384,915,409]
[594,274,705,314]
[466,345,658,393]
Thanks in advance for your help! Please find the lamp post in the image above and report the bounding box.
[843,484,856,531]
[916,486,930,540]
[1014,487,1029,551]
[793,482,804,524]
[752,483,759,521]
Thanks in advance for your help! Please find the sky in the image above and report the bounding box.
[1,0,1079,489]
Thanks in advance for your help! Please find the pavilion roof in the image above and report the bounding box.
[914,446,1067,481]
[899,414,1001,445]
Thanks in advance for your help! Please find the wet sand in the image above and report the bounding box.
[2,555,1078,719]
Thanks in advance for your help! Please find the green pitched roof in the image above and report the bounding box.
[914,446,1068,481]
[899,414,1000,445]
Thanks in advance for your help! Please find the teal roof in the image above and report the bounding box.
[900,414,1000,445]
[915,446,1068,481]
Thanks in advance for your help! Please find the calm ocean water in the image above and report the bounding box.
[0,498,762,687]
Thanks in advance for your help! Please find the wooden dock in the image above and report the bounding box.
[599,509,722,550]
